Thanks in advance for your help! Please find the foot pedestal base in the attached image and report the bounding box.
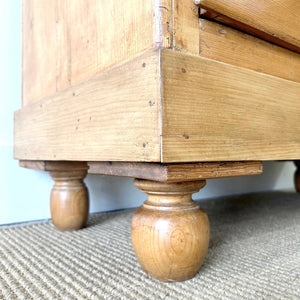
[131,179,209,282]
[49,162,89,231]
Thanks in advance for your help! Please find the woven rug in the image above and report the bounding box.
[0,191,299,299]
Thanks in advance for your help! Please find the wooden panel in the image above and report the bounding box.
[22,0,57,106]
[169,3,300,83]
[161,50,300,162]
[195,0,300,54]
[15,50,160,162]
[22,0,157,105]
[20,160,262,182]
[19,161,88,171]
[199,19,300,84]
[89,162,166,181]
[88,161,262,182]
[173,0,200,54]
[155,0,173,48]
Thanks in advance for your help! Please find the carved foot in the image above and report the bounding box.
[131,179,209,282]
[295,161,300,192]
[49,162,89,230]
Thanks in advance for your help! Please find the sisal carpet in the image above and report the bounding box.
[0,191,299,299]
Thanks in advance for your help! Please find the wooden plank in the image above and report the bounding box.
[161,50,300,162]
[20,160,262,181]
[15,50,161,162]
[173,0,200,54]
[166,2,300,83]
[19,160,46,171]
[195,0,300,54]
[89,162,166,181]
[155,0,173,48]
[164,161,262,181]
[22,0,158,105]
[19,160,88,172]
[22,0,57,106]
[199,19,300,84]
[88,161,262,182]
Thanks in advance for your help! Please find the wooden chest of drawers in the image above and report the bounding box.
[15,0,300,281]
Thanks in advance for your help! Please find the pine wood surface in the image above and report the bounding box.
[198,19,300,83]
[20,161,262,182]
[22,0,300,108]
[161,0,300,83]
[161,50,300,162]
[15,49,300,162]
[173,0,200,54]
[88,161,262,182]
[15,50,161,162]
[22,0,160,105]
[131,179,209,281]
[195,0,300,54]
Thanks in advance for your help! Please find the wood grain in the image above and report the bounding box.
[195,0,300,54]
[172,0,200,54]
[131,179,209,281]
[15,50,160,162]
[20,160,262,181]
[161,50,300,162]
[156,0,173,48]
[88,161,262,182]
[49,162,89,231]
[22,0,57,106]
[22,0,158,105]
[199,19,300,84]
[165,2,300,83]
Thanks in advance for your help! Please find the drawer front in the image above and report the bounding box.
[195,0,300,53]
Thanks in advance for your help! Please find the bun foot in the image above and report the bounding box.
[131,179,209,282]
[49,162,89,231]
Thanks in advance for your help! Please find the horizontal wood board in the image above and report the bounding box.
[20,160,262,182]
[161,50,300,162]
[15,50,161,162]
[198,19,300,84]
[196,0,300,53]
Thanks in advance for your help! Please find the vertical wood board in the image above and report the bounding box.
[22,0,158,105]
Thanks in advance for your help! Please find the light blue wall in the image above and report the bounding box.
[0,1,296,225]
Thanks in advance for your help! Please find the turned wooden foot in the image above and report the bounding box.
[131,179,209,282]
[295,161,300,192]
[49,162,89,231]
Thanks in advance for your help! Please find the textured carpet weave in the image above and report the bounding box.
[0,191,299,299]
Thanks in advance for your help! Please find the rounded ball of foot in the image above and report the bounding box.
[131,205,210,281]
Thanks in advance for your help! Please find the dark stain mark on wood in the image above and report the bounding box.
[218,28,227,35]
[159,6,169,11]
